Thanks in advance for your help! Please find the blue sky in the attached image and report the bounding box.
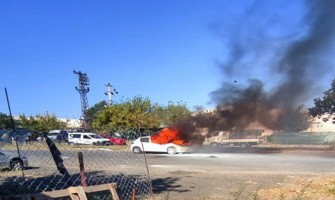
[1,0,334,119]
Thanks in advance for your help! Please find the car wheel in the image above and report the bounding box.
[11,159,23,170]
[132,147,142,154]
[167,146,177,154]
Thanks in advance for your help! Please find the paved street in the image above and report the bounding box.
[146,151,335,175]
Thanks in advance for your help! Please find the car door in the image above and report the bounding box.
[140,137,155,152]
[148,138,165,152]
[69,133,81,144]
[82,134,93,145]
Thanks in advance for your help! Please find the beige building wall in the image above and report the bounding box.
[57,118,82,128]
[309,115,335,132]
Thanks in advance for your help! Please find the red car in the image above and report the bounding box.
[104,135,126,145]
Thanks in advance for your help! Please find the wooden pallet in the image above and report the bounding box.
[2,183,119,200]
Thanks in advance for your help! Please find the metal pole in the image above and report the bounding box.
[5,88,24,177]
[105,83,118,106]
[5,88,15,130]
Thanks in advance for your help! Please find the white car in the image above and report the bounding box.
[130,136,190,154]
[68,132,110,145]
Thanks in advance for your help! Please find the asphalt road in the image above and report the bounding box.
[146,151,335,175]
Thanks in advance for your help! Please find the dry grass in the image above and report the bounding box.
[258,175,335,200]
[148,175,335,200]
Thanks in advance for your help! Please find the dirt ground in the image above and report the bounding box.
[151,172,335,200]
[148,147,335,200]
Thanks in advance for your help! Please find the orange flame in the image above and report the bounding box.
[151,128,188,145]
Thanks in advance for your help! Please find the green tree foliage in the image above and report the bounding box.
[309,79,335,121]
[153,101,191,127]
[92,96,160,132]
[92,97,192,133]
[18,113,66,132]
[86,100,108,126]
[35,113,67,132]
[0,112,12,129]
[18,114,38,130]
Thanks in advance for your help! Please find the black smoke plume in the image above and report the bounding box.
[210,0,335,131]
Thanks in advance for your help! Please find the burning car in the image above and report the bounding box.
[130,136,190,154]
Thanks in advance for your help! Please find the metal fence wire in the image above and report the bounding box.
[0,130,153,200]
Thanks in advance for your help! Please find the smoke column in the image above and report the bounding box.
[210,0,335,130]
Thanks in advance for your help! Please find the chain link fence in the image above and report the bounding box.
[0,129,153,199]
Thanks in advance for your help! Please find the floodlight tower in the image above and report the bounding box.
[105,83,118,106]
[74,70,90,129]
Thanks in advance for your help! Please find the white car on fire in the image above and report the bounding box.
[130,136,190,154]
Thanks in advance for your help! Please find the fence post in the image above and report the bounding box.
[131,188,136,200]
[78,152,87,187]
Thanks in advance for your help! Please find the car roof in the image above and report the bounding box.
[70,132,96,134]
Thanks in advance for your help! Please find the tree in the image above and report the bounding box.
[18,114,38,130]
[309,79,335,121]
[17,113,66,132]
[92,96,160,132]
[153,101,191,127]
[0,113,12,129]
[35,113,67,132]
[86,100,108,127]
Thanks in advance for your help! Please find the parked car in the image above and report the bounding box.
[130,136,191,154]
[48,130,69,142]
[68,132,110,145]
[46,133,58,140]
[120,131,150,142]
[0,151,29,170]
[0,129,37,144]
[104,135,126,145]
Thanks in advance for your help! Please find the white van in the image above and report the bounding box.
[68,132,110,145]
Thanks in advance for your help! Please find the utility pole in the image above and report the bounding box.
[73,70,90,130]
[105,83,118,106]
